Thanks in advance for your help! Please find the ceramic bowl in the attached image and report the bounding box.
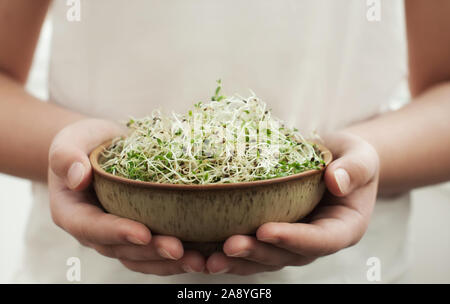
[89,141,332,255]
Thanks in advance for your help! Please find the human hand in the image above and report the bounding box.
[48,118,205,275]
[205,132,379,275]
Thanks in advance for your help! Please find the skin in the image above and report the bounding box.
[0,0,449,276]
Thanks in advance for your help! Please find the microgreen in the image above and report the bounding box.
[100,81,324,184]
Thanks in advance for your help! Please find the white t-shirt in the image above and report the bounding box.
[15,0,411,283]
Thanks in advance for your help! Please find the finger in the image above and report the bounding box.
[223,235,314,267]
[49,170,151,246]
[151,235,184,260]
[92,236,183,261]
[120,250,205,275]
[257,219,366,257]
[206,252,282,276]
[49,119,126,191]
[68,206,151,246]
[180,250,206,273]
[323,134,379,196]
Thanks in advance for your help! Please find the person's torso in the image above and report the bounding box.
[17,0,411,283]
[49,0,407,132]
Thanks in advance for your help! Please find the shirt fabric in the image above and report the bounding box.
[15,0,411,283]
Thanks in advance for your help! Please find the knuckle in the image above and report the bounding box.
[48,145,71,176]
[251,253,284,267]
[111,217,132,233]
[48,143,65,164]
[316,247,333,257]
[351,157,373,183]
[95,246,116,258]
[107,216,132,238]
[120,260,146,274]
[348,238,360,247]
[76,224,95,244]
[316,231,338,256]
[49,207,63,228]
[77,238,91,247]
[267,266,284,272]
[358,143,379,175]
[49,204,89,248]
[324,240,342,256]
[291,257,314,267]
[109,247,132,260]
[349,228,365,247]
[112,250,125,260]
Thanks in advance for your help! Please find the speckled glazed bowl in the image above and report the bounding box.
[89,141,332,255]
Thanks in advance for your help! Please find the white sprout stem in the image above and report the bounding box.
[100,83,325,184]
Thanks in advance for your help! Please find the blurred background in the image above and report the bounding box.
[0,17,449,284]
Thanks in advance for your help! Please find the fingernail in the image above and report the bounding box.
[157,248,178,260]
[126,235,146,245]
[227,250,250,257]
[67,162,85,189]
[210,268,229,275]
[334,168,350,194]
[182,264,195,273]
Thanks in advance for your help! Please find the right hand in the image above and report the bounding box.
[48,118,205,275]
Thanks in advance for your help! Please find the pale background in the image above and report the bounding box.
[0,18,449,284]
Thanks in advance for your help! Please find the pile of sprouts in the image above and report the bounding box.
[100,80,325,184]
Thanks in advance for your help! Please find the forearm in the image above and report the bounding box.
[343,81,450,196]
[0,72,86,181]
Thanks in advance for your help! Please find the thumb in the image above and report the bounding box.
[324,139,379,197]
[49,119,126,191]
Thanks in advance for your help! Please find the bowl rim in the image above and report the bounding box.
[89,139,333,190]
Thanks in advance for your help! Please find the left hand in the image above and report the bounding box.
[205,132,379,275]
